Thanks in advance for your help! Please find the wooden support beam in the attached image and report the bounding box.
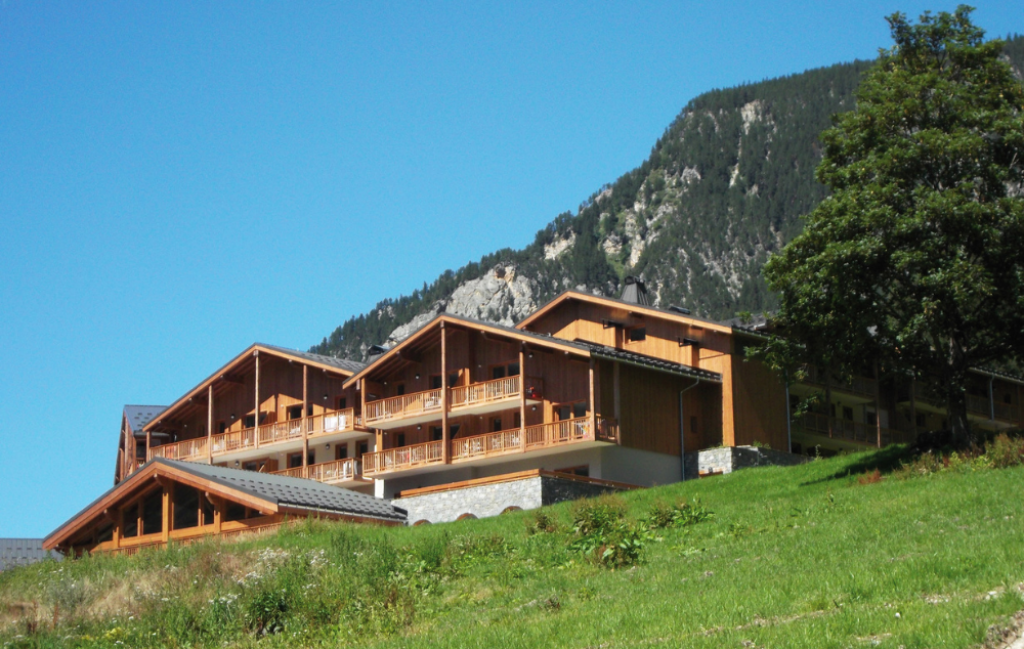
[161,487,170,543]
[613,361,621,423]
[146,429,152,462]
[207,384,214,464]
[589,357,597,440]
[519,344,527,453]
[441,321,450,464]
[302,364,309,469]
[254,351,261,449]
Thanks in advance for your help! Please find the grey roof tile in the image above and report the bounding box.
[583,344,722,382]
[259,344,367,374]
[124,405,167,434]
[155,459,405,522]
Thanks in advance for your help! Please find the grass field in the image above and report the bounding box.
[3,444,1024,648]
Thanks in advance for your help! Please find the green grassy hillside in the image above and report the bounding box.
[4,446,1024,648]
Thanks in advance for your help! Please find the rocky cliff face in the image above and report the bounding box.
[313,38,1024,360]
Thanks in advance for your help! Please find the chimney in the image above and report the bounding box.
[620,276,650,306]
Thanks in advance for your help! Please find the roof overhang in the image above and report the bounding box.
[44,459,279,551]
[145,344,357,431]
[516,291,733,334]
[342,314,592,388]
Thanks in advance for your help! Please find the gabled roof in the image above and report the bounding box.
[258,344,366,374]
[343,313,594,388]
[516,290,733,334]
[145,343,364,432]
[583,344,722,383]
[124,405,167,435]
[45,458,405,550]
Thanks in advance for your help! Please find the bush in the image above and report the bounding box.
[570,495,627,537]
[244,589,289,636]
[644,500,714,529]
[987,433,1024,469]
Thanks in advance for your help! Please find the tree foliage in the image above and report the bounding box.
[763,6,1024,443]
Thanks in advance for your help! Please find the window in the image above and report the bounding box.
[218,421,227,434]
[449,373,460,387]
[491,363,519,380]
[288,405,303,420]
[122,504,138,538]
[337,397,347,410]
[395,383,405,396]
[201,494,215,527]
[508,362,520,376]
[492,417,503,432]
[492,366,506,380]
[628,327,647,342]
[514,412,521,428]
[396,433,406,447]
[357,441,369,457]
[142,491,163,535]
[244,414,256,429]
[243,461,258,472]
[225,501,246,522]
[430,426,443,441]
[557,405,571,421]
[336,444,348,460]
[288,453,304,469]
[842,406,854,421]
[450,424,461,438]
[173,486,199,530]
[431,375,443,390]
[573,402,588,419]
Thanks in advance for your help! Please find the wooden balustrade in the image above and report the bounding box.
[308,458,360,483]
[801,365,877,398]
[363,440,444,476]
[525,417,593,450]
[149,437,208,461]
[210,427,256,455]
[451,428,523,461]
[258,419,305,446]
[309,408,358,437]
[449,375,523,410]
[797,412,916,446]
[273,465,308,479]
[364,389,444,426]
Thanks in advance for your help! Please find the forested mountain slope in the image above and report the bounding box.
[312,36,1024,360]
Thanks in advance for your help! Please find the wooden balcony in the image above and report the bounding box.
[148,409,364,462]
[364,416,619,477]
[271,458,364,485]
[795,412,917,447]
[800,366,877,399]
[363,439,445,476]
[363,376,544,429]
[364,389,443,428]
[967,394,1020,423]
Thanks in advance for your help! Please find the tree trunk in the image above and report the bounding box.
[946,337,973,447]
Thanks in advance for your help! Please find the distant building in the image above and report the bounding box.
[0,539,60,570]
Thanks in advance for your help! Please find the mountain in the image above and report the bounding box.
[312,35,1024,360]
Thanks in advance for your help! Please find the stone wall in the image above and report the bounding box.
[394,473,625,525]
[683,445,807,478]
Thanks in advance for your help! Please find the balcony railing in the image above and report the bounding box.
[363,440,444,476]
[368,415,619,475]
[796,412,916,447]
[801,366,877,398]
[149,409,362,462]
[966,395,1019,422]
[270,458,361,483]
[449,375,536,410]
[364,389,443,427]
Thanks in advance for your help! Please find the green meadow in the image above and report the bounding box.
[4,443,1024,648]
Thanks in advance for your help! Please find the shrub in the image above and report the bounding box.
[644,500,714,529]
[244,589,289,636]
[570,495,627,537]
[527,510,560,535]
[857,469,882,485]
[987,433,1024,469]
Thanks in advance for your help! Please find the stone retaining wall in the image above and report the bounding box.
[394,473,624,525]
[684,445,807,478]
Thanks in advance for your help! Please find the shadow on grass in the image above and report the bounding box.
[800,444,918,486]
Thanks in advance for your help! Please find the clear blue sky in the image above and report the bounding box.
[1,1,1020,537]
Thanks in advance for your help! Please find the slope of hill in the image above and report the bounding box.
[312,35,1024,360]
[4,445,1024,648]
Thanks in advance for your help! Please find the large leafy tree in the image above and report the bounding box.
[763,6,1024,444]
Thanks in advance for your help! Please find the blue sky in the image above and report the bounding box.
[1,1,1021,537]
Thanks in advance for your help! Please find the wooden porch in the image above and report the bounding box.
[148,409,363,462]
[271,458,365,485]
[362,415,619,477]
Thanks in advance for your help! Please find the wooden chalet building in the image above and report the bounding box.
[47,278,1024,548]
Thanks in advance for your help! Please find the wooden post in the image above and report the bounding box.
[874,361,882,448]
[207,384,214,464]
[113,509,122,550]
[146,429,152,462]
[254,350,261,449]
[519,344,527,452]
[613,361,621,423]
[588,357,596,439]
[302,364,309,475]
[441,321,449,463]
[910,376,918,438]
[213,496,223,534]
[162,486,170,543]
